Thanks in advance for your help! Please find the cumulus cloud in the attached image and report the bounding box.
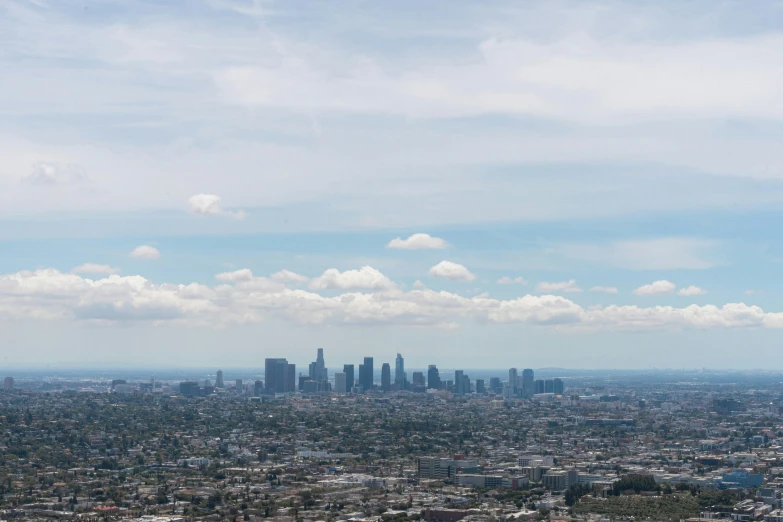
[678,285,708,296]
[412,280,426,289]
[188,194,246,220]
[309,266,396,290]
[71,263,120,275]
[1,267,783,331]
[271,270,309,284]
[428,261,475,281]
[22,162,86,186]
[536,280,582,293]
[130,245,160,259]
[387,233,449,250]
[590,286,619,294]
[633,280,676,296]
[497,276,528,285]
[0,269,783,330]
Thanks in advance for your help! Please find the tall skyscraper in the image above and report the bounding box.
[334,372,347,393]
[265,358,289,393]
[553,378,564,395]
[545,379,554,393]
[455,370,465,395]
[394,353,406,388]
[522,369,535,397]
[489,377,502,392]
[215,370,224,389]
[343,364,355,391]
[381,363,391,391]
[235,379,243,394]
[316,348,327,381]
[475,379,486,394]
[534,379,545,394]
[412,372,425,387]
[508,368,518,391]
[3,376,13,390]
[286,363,296,392]
[427,365,441,389]
[360,357,374,391]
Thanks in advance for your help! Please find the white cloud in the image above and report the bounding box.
[590,286,619,294]
[678,285,708,296]
[0,266,781,332]
[536,280,582,293]
[497,276,528,285]
[387,233,449,250]
[428,261,475,282]
[309,266,396,291]
[188,194,246,220]
[216,269,255,283]
[22,162,86,186]
[271,269,309,284]
[129,245,160,259]
[412,280,426,289]
[633,280,676,296]
[71,263,120,275]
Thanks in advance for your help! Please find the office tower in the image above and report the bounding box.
[308,362,317,380]
[316,347,326,378]
[553,378,564,395]
[412,372,425,387]
[455,370,464,395]
[360,357,374,391]
[427,365,441,389]
[254,380,264,396]
[461,374,471,394]
[3,376,14,390]
[180,381,200,397]
[215,370,224,389]
[358,364,365,391]
[286,364,296,392]
[394,353,406,388]
[545,379,554,393]
[265,358,289,393]
[343,364,355,391]
[381,363,391,391]
[475,379,486,394]
[235,379,243,394]
[335,372,347,393]
[489,377,502,392]
[534,379,545,394]
[299,375,310,391]
[508,368,518,391]
[522,369,535,397]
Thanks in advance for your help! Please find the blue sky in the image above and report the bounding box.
[2,0,783,368]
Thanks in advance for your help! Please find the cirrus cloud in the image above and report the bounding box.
[428,261,475,281]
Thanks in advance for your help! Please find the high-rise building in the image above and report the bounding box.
[235,379,243,394]
[215,370,224,389]
[455,370,465,395]
[553,378,564,395]
[534,379,545,394]
[522,369,535,397]
[394,353,406,388]
[412,372,425,387]
[381,363,391,391]
[475,379,486,394]
[3,376,14,390]
[545,379,554,393]
[334,372,347,393]
[489,377,502,392]
[427,365,441,389]
[343,364,355,391]
[265,358,289,393]
[180,381,200,397]
[286,363,296,392]
[308,348,328,383]
[462,374,471,394]
[509,368,518,391]
[360,357,374,391]
[254,380,264,396]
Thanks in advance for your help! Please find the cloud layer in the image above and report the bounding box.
[0,266,781,332]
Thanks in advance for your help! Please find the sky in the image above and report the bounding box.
[2,0,783,369]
